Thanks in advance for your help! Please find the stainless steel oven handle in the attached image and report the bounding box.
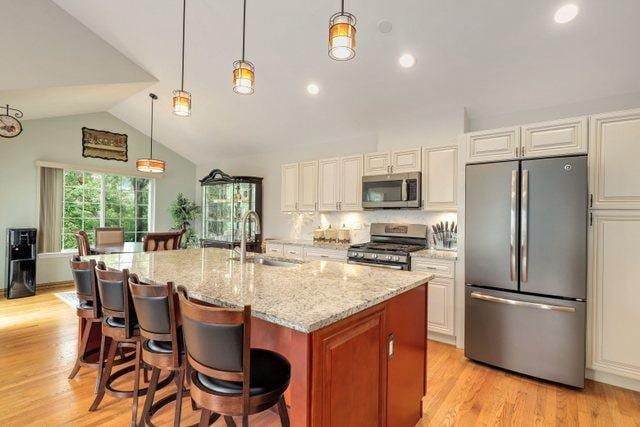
[521,169,529,283]
[470,292,575,313]
[348,261,404,270]
[510,170,517,282]
[401,179,407,201]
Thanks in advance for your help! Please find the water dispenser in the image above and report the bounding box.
[6,228,37,299]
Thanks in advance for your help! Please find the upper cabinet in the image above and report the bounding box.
[339,155,363,211]
[466,117,589,164]
[281,163,299,211]
[318,155,363,211]
[298,160,318,212]
[589,109,640,210]
[422,145,458,211]
[364,148,421,175]
[521,116,587,158]
[466,127,520,163]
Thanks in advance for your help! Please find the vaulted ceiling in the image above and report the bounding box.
[5,0,640,164]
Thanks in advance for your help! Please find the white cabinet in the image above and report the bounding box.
[283,244,304,257]
[589,109,640,210]
[298,160,318,212]
[318,155,363,211]
[318,158,340,211]
[422,145,458,211]
[281,163,299,212]
[391,148,422,173]
[339,155,363,211]
[364,148,421,175]
[466,126,520,163]
[304,246,348,261]
[411,257,456,338]
[588,211,640,381]
[364,152,390,176]
[521,116,587,158]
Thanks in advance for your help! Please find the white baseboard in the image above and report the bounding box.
[428,331,456,346]
[586,368,640,392]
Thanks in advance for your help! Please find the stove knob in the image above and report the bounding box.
[393,256,400,262]
[385,255,392,261]
[371,254,378,259]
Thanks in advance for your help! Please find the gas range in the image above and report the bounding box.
[347,223,428,270]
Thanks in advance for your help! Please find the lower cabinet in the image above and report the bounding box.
[264,242,284,256]
[304,246,348,261]
[263,242,348,262]
[411,257,456,339]
[588,211,640,381]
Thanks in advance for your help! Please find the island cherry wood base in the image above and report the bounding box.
[249,284,427,427]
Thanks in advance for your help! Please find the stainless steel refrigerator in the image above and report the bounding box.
[465,155,587,388]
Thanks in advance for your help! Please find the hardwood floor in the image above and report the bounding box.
[1,286,639,426]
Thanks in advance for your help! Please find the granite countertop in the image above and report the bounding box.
[412,249,458,261]
[87,248,432,333]
[266,239,351,251]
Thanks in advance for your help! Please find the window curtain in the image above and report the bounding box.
[38,167,63,253]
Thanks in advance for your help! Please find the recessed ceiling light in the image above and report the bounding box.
[398,54,416,68]
[554,4,579,24]
[307,83,320,95]
[377,19,393,34]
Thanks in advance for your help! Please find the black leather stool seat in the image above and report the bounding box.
[143,339,185,355]
[105,316,126,328]
[195,349,290,396]
[78,300,93,310]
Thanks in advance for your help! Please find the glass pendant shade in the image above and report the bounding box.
[328,13,356,61]
[233,60,255,95]
[172,90,191,116]
[136,158,166,173]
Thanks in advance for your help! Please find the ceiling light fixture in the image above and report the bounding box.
[307,83,320,95]
[173,0,191,116]
[554,4,579,24]
[233,0,255,94]
[328,0,356,61]
[137,93,166,174]
[398,53,416,68]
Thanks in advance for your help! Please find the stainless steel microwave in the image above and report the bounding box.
[362,172,421,209]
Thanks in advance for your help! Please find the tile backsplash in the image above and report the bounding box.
[278,210,458,245]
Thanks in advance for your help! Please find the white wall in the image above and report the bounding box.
[196,109,465,243]
[0,112,196,287]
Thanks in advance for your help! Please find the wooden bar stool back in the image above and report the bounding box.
[178,288,291,427]
[90,263,170,413]
[68,256,101,380]
[129,276,185,427]
[143,230,185,252]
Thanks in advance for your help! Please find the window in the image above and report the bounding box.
[62,170,153,250]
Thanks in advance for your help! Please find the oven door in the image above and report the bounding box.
[362,172,420,209]
[348,260,409,270]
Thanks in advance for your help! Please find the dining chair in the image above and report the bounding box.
[128,275,188,427]
[95,227,125,246]
[177,286,291,427]
[74,231,91,256]
[143,230,185,252]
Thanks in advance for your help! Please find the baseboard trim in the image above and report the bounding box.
[586,368,640,392]
[1,281,73,299]
[428,331,456,346]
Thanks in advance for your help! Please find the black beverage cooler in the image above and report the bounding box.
[6,228,37,299]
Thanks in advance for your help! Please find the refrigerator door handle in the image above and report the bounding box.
[470,292,576,313]
[510,170,517,281]
[521,169,529,283]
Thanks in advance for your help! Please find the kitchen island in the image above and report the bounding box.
[89,247,432,427]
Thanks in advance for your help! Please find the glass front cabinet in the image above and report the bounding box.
[200,170,263,251]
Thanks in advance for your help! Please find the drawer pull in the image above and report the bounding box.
[288,251,297,255]
[470,292,575,313]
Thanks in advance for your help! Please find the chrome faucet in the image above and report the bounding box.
[235,210,261,264]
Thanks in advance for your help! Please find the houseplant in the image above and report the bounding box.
[169,193,201,248]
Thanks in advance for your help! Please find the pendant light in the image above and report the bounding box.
[328,0,356,61]
[173,0,191,116]
[233,0,255,94]
[137,93,166,174]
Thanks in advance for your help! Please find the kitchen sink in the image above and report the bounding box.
[234,256,304,268]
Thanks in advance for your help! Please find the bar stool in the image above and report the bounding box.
[128,275,187,427]
[177,287,291,427]
[68,257,102,381]
[90,263,172,413]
